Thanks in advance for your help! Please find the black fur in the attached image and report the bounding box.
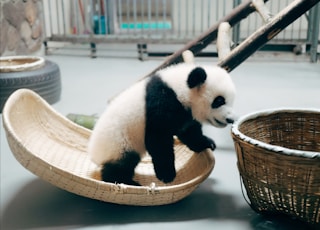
[101,73,216,186]
[187,67,207,88]
[101,151,141,186]
[145,75,215,184]
[212,96,226,109]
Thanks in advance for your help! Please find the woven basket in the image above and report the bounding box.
[231,108,320,226]
[2,89,215,206]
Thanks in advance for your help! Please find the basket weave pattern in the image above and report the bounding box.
[232,110,320,226]
[3,89,215,206]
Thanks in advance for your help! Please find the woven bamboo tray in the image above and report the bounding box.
[231,108,320,226]
[2,89,215,206]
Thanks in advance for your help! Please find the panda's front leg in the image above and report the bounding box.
[177,121,216,152]
[145,132,176,183]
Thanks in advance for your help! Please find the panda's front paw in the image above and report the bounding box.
[155,166,176,184]
[189,136,216,152]
[205,136,216,151]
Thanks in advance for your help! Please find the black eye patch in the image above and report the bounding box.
[212,96,225,109]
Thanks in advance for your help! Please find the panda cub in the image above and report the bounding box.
[88,58,236,186]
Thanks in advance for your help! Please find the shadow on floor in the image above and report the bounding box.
[1,178,313,230]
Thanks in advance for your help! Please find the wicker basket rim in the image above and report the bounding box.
[232,108,320,159]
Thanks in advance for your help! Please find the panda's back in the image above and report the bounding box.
[89,79,147,165]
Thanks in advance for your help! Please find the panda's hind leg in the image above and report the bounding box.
[101,151,141,186]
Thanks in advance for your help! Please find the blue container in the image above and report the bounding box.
[93,15,107,34]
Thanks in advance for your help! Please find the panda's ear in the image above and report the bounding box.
[187,67,207,88]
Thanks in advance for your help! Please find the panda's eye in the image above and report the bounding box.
[212,96,225,109]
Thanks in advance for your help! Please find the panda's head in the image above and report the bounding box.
[186,65,236,128]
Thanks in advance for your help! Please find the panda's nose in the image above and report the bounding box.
[226,118,234,124]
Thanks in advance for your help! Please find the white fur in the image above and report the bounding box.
[182,50,195,64]
[157,63,236,127]
[89,79,148,165]
[88,63,236,166]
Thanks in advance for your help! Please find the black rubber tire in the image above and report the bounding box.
[0,60,62,113]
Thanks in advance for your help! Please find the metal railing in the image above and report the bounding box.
[43,0,319,61]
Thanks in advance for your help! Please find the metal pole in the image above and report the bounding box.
[309,3,320,62]
[232,0,241,45]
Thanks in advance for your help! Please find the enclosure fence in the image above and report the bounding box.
[43,0,319,61]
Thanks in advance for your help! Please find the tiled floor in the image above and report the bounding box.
[1,47,319,230]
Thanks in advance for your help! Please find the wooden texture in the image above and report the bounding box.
[144,0,269,78]
[218,0,320,72]
[145,0,319,77]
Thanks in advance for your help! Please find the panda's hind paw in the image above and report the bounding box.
[155,167,176,184]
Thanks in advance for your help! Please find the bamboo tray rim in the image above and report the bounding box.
[232,108,320,159]
[2,89,215,206]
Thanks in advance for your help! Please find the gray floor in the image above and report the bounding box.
[1,47,319,230]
